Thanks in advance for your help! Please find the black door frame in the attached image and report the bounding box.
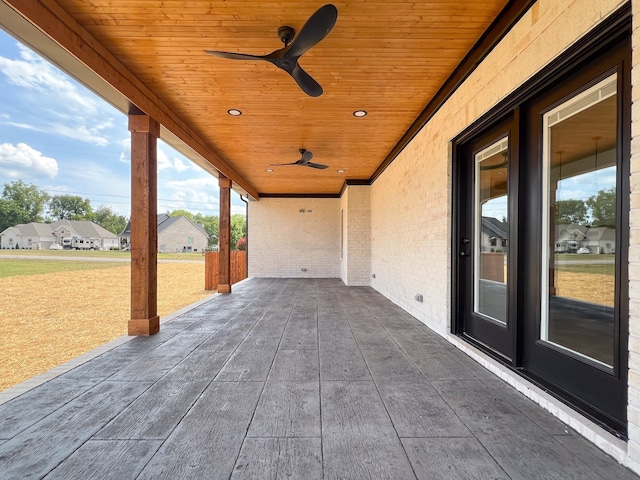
[454,115,518,363]
[451,5,631,436]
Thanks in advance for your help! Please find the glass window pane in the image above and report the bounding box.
[541,74,617,367]
[474,138,508,325]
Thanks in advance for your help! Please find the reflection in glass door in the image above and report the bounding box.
[474,138,508,325]
[541,74,617,367]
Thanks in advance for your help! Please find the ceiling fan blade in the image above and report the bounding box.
[291,64,323,97]
[306,162,329,169]
[270,162,301,166]
[301,150,314,162]
[205,50,267,61]
[285,4,338,58]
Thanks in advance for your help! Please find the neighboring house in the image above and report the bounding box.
[481,217,508,253]
[0,220,119,250]
[0,223,56,250]
[120,214,209,253]
[555,224,616,254]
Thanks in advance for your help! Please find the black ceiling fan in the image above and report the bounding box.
[205,4,338,97]
[271,149,328,169]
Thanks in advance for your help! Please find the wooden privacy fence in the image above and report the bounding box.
[204,251,247,290]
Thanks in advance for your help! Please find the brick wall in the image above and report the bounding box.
[371,0,638,467]
[371,0,626,335]
[340,185,371,286]
[158,217,208,253]
[248,197,340,278]
[628,0,640,471]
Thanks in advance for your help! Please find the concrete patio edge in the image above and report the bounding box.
[445,333,629,466]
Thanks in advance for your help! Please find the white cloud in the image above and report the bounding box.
[0,44,114,146]
[159,176,220,214]
[157,148,173,170]
[3,121,37,130]
[51,124,109,146]
[0,45,98,113]
[119,138,131,163]
[172,158,190,172]
[156,146,192,173]
[0,142,58,179]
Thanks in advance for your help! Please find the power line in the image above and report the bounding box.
[43,188,232,206]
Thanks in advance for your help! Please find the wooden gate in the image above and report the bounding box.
[205,251,247,290]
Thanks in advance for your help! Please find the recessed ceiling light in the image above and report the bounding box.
[265,168,273,172]
[227,109,242,116]
[337,169,345,173]
[353,110,367,117]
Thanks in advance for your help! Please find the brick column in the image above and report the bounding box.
[128,114,160,335]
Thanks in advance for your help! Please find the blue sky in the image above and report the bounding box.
[0,30,246,219]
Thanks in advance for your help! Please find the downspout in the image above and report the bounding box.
[240,195,248,276]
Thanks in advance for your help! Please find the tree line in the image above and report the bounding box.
[555,187,616,227]
[0,180,128,234]
[0,181,247,249]
[166,209,246,250]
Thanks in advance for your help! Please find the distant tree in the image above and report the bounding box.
[49,194,93,220]
[0,199,30,231]
[555,199,587,225]
[231,214,246,250]
[167,209,195,221]
[90,205,128,234]
[587,187,616,227]
[1,180,49,223]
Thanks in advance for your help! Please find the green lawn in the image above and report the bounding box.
[0,259,125,278]
[0,249,204,261]
[554,254,615,275]
[554,254,615,261]
[556,263,615,275]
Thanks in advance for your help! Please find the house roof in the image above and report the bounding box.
[158,215,209,238]
[10,222,54,237]
[121,214,209,238]
[50,220,118,239]
[1,220,117,239]
[0,0,531,198]
[585,226,616,242]
[555,224,616,242]
[482,217,508,239]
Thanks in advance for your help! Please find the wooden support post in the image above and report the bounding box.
[218,175,232,294]
[128,114,160,335]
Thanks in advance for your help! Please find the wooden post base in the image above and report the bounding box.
[128,316,160,336]
[218,284,232,294]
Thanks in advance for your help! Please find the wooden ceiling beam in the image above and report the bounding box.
[1,0,259,200]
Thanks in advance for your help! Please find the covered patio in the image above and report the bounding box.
[0,278,637,479]
[3,0,640,476]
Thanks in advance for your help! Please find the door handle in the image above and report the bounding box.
[460,238,470,257]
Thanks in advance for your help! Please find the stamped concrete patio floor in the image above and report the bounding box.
[0,278,638,479]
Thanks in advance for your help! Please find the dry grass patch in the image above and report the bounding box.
[0,263,211,391]
[555,271,615,307]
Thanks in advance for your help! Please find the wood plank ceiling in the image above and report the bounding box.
[5,0,512,197]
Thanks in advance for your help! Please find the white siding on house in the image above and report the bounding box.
[249,197,340,278]
[0,227,20,249]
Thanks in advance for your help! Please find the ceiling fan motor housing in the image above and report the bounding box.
[278,26,295,46]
